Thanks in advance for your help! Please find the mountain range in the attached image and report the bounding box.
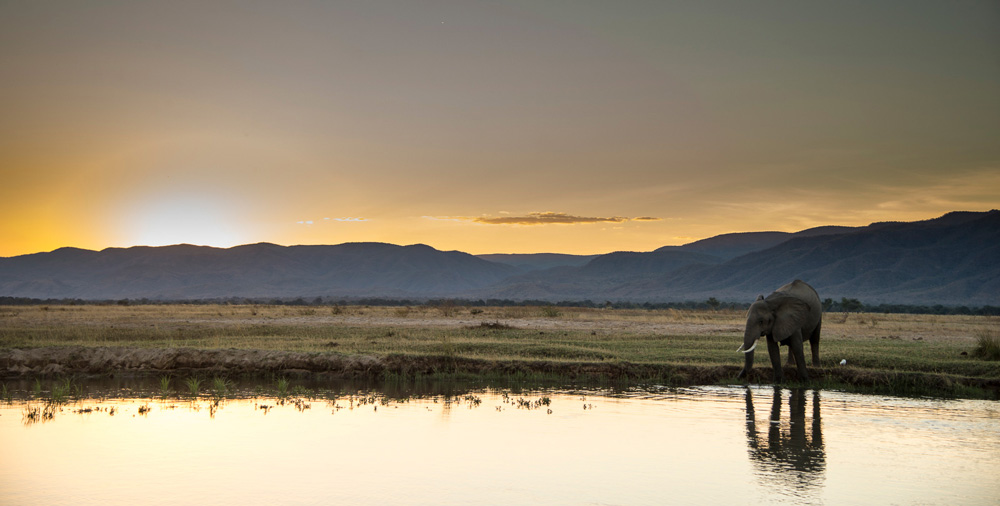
[1,210,997,305]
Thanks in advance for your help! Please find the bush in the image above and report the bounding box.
[972,329,1000,361]
[540,306,561,318]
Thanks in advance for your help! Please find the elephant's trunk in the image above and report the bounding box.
[737,329,759,379]
[738,327,760,354]
[741,346,755,374]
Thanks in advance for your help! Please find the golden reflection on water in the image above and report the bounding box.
[1,387,998,505]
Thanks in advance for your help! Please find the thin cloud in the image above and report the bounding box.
[436,212,631,225]
[425,212,663,225]
[474,212,626,225]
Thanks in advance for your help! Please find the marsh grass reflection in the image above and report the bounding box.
[745,387,825,494]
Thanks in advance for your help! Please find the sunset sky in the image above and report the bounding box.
[2,1,998,257]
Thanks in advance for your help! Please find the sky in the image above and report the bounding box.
[2,0,998,257]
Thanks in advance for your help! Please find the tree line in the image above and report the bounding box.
[0,295,997,316]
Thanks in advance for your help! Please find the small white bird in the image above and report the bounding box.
[839,359,847,366]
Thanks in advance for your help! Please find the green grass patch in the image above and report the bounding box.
[184,377,202,396]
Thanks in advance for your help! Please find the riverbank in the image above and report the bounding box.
[2,345,999,399]
[1,304,998,398]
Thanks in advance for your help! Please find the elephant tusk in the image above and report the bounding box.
[742,341,758,354]
[736,344,744,352]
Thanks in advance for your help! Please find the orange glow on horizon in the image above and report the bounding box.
[1,2,997,258]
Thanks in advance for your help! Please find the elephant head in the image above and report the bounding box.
[737,292,812,378]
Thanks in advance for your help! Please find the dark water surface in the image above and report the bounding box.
[1,384,997,505]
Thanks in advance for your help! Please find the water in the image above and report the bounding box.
[1,385,998,505]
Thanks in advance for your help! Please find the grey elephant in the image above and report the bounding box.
[736,280,822,382]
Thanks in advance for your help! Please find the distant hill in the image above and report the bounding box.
[607,211,1000,305]
[475,253,599,272]
[480,250,722,301]
[655,226,857,261]
[476,211,999,305]
[0,242,518,300]
[1,211,997,305]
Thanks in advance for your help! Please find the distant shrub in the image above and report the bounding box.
[467,321,513,330]
[434,300,458,317]
[972,329,1000,361]
[540,306,561,318]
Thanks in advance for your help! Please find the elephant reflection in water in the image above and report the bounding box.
[744,387,826,492]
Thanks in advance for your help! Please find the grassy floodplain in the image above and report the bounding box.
[1,304,998,398]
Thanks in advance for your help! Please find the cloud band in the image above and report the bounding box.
[428,212,661,225]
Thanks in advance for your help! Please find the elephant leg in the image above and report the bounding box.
[790,331,809,381]
[787,347,797,366]
[810,322,822,366]
[766,337,783,383]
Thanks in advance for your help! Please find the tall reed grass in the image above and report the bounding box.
[973,328,1000,360]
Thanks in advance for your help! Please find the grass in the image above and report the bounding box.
[1,304,998,398]
[973,328,1000,360]
[211,376,233,398]
[50,378,70,404]
[539,306,561,318]
[276,377,290,398]
[158,375,171,397]
[184,377,202,396]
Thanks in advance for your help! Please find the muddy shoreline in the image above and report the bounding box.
[3,346,998,398]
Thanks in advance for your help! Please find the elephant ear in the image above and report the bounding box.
[769,294,811,342]
[746,295,765,317]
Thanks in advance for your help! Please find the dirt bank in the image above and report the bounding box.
[0,347,383,379]
[0,346,728,381]
[3,346,998,398]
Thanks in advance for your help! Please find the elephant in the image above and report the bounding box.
[736,279,822,382]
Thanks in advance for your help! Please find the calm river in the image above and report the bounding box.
[1,385,998,505]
